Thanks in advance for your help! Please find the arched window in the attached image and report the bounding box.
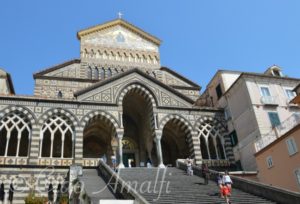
[107,68,112,77]
[95,68,99,79]
[87,66,92,79]
[197,122,226,161]
[0,111,31,157]
[100,68,105,80]
[40,114,74,158]
[57,91,63,98]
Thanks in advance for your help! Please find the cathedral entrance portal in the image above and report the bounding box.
[122,86,156,167]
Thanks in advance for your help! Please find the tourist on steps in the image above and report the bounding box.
[217,174,224,198]
[146,158,152,168]
[223,171,233,195]
[186,157,193,176]
[201,163,210,185]
[221,183,232,204]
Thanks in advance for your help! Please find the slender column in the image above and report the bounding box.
[61,137,65,159]
[50,132,54,158]
[155,131,165,168]
[214,139,220,160]
[4,131,11,156]
[206,139,211,160]
[39,137,43,157]
[117,130,124,168]
[16,132,21,157]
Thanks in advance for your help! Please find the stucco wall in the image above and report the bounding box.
[256,126,300,192]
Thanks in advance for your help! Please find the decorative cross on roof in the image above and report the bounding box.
[118,12,123,19]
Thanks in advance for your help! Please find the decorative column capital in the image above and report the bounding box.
[116,129,124,139]
[155,130,162,141]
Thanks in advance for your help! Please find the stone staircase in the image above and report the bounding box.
[81,168,117,203]
[117,167,277,204]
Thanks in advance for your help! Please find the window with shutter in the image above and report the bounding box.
[286,137,298,156]
[268,112,281,127]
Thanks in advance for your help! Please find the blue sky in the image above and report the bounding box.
[1,1,300,95]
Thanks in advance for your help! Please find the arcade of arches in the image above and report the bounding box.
[78,88,227,168]
[0,108,227,168]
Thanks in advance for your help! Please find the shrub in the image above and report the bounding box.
[24,193,47,204]
[59,194,69,204]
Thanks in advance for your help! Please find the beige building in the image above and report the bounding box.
[254,84,300,192]
[198,66,300,170]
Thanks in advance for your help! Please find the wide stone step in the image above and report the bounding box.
[118,167,277,204]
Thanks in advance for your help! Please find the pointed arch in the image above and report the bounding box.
[107,67,112,77]
[195,116,227,161]
[0,110,32,157]
[158,114,193,131]
[0,105,36,125]
[87,66,92,79]
[95,67,99,79]
[40,113,75,158]
[81,110,120,131]
[100,67,105,80]
[117,82,158,108]
[38,108,79,126]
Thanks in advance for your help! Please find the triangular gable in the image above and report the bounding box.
[74,69,194,108]
[77,19,161,46]
[160,67,201,89]
[33,59,81,78]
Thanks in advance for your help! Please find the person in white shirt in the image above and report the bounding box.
[222,171,233,195]
[186,157,193,176]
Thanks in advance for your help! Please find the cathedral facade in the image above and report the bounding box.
[0,19,232,175]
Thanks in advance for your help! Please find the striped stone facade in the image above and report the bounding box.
[0,18,234,203]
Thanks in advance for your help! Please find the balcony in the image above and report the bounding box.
[255,113,300,152]
[260,95,278,106]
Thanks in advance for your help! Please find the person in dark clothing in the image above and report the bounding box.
[0,183,5,202]
[202,163,210,185]
[8,183,14,204]
[48,183,54,204]
[56,184,62,204]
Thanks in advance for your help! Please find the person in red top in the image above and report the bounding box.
[221,184,232,204]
